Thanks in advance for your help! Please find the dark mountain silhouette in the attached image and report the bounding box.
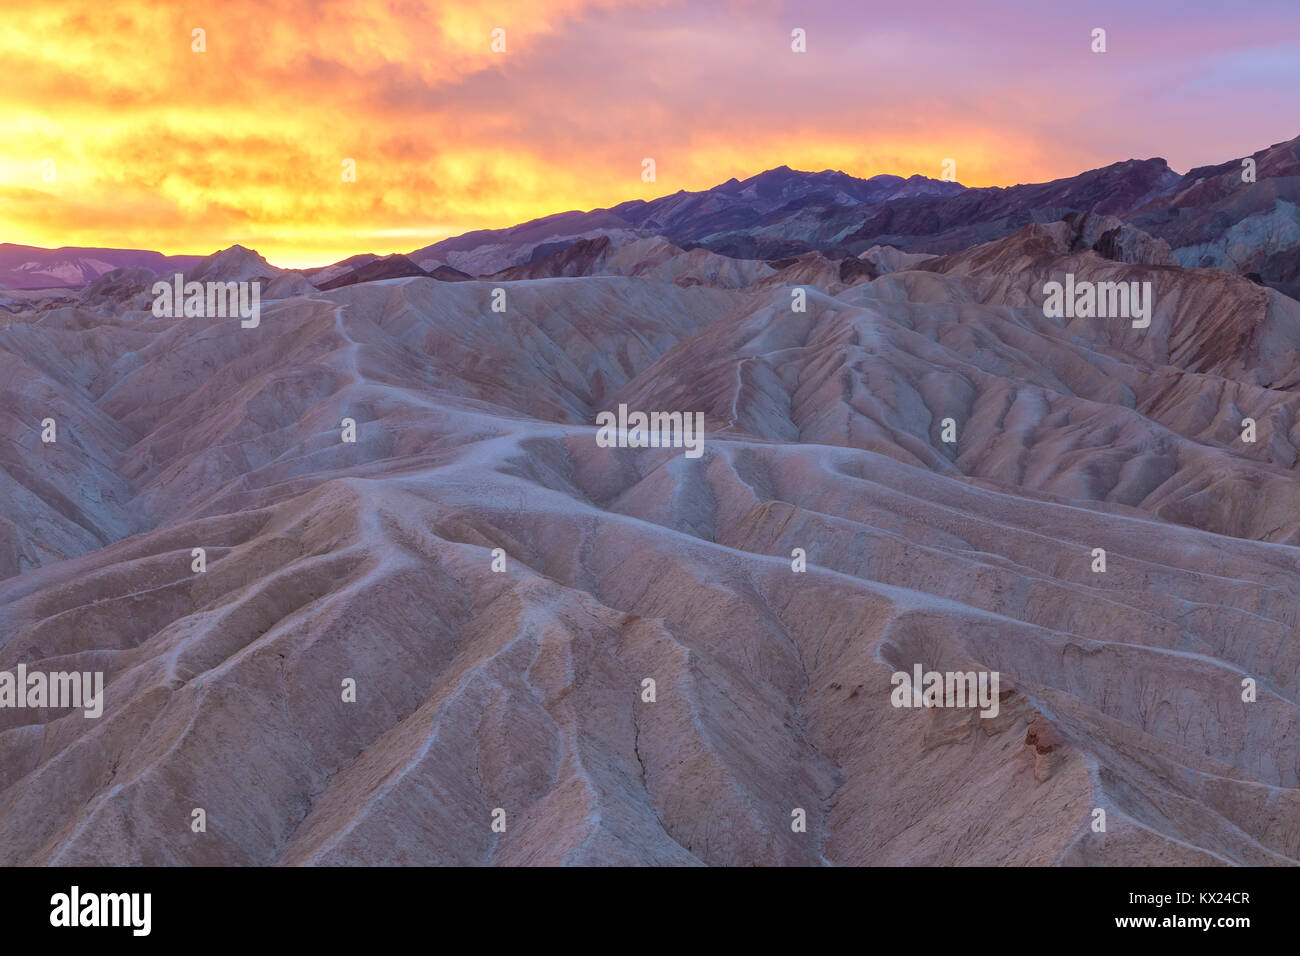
[404,135,1300,299]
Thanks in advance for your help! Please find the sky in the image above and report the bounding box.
[3,0,1298,267]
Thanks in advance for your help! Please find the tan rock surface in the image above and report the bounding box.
[0,229,1296,865]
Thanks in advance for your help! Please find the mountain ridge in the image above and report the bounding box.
[5,134,1298,302]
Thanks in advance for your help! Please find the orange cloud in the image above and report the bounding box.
[2,0,1294,267]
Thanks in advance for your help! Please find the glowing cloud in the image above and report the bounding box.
[2,0,1296,266]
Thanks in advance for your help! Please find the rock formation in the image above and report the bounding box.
[1,147,1298,866]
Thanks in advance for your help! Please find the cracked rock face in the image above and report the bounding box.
[0,219,1297,866]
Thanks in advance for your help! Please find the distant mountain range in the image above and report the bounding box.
[0,244,204,291]
[6,133,1298,300]
[409,134,1300,299]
